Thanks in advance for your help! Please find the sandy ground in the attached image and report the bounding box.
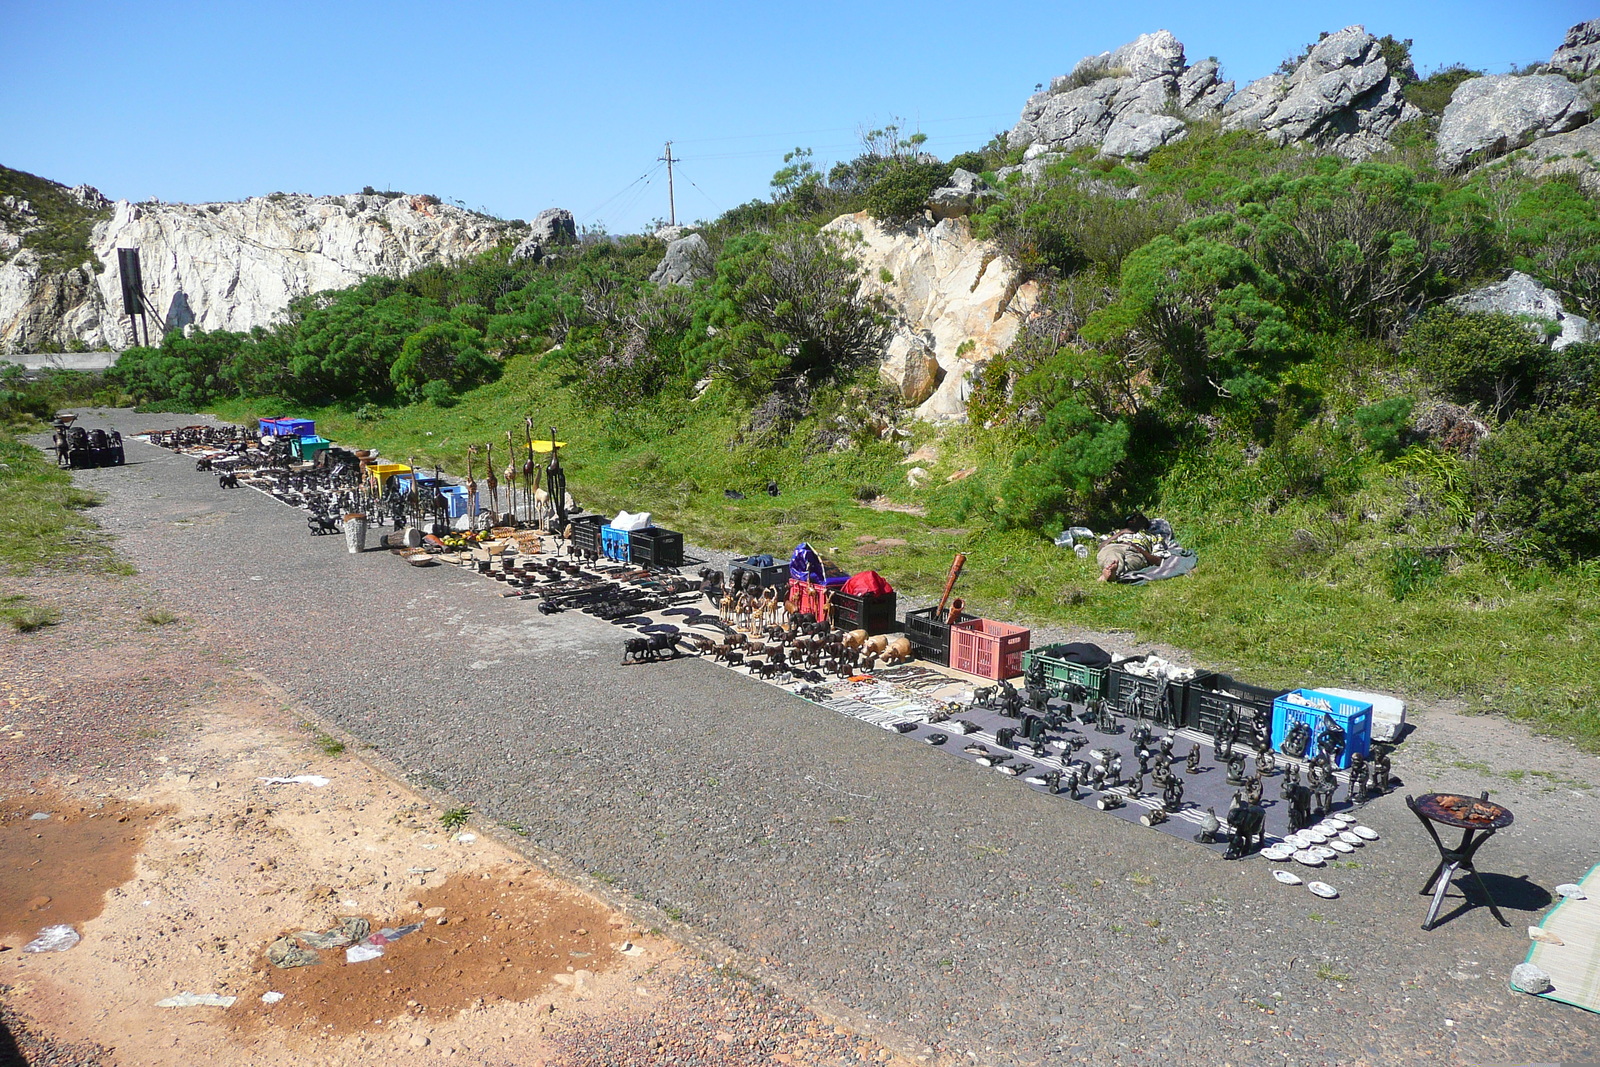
[0,572,911,1067]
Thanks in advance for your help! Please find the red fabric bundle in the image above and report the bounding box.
[842,570,893,596]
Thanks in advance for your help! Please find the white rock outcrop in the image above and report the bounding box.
[822,212,1038,422]
[1222,26,1419,158]
[1007,31,1231,160]
[1436,73,1596,171]
[1,191,518,352]
[1550,18,1600,77]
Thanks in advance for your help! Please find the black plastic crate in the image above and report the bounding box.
[904,606,951,665]
[1108,665,1215,729]
[832,590,898,635]
[729,556,789,591]
[629,526,684,569]
[1185,675,1282,742]
[569,514,604,556]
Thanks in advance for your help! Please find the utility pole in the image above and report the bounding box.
[659,141,676,227]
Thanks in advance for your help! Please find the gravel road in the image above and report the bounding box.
[58,410,1600,1066]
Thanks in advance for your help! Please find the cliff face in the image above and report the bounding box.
[0,185,519,353]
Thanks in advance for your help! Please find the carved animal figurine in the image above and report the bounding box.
[1225,802,1266,860]
[841,629,868,650]
[485,442,499,519]
[864,634,890,657]
[883,637,912,664]
[1195,807,1221,844]
[505,431,520,523]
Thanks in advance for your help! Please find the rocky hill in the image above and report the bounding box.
[1005,21,1600,169]
[0,176,523,353]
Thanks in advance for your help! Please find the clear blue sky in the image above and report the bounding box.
[1,1,1591,233]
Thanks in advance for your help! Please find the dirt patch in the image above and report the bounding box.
[239,869,622,1034]
[0,793,162,944]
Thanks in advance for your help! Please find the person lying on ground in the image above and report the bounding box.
[1096,511,1166,582]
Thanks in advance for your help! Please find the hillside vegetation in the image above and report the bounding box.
[109,93,1600,746]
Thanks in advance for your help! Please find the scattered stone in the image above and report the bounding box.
[905,467,929,488]
[261,991,285,1004]
[1510,962,1554,995]
[1528,925,1565,946]
[409,1035,431,1048]
[28,812,50,821]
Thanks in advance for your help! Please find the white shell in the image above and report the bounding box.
[1338,830,1364,846]
[1330,839,1355,854]
[1294,849,1325,866]
[1308,881,1339,899]
[1313,846,1339,860]
[1282,833,1306,849]
[1303,830,1329,845]
[1273,870,1303,885]
[1555,883,1588,900]
[1262,844,1294,861]
[1352,825,1379,841]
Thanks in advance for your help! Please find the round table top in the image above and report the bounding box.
[1412,792,1514,830]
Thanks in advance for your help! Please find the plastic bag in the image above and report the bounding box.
[611,511,652,532]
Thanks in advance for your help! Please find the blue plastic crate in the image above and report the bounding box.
[437,486,469,519]
[1271,689,1372,768]
[601,524,632,563]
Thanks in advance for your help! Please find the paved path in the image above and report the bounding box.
[63,411,1600,1066]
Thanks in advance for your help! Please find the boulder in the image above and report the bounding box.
[926,169,988,219]
[1448,270,1592,351]
[1436,74,1594,171]
[1223,26,1419,158]
[880,331,944,404]
[822,212,1038,422]
[1510,962,1553,995]
[648,232,711,287]
[1550,18,1600,76]
[1007,30,1231,156]
[529,207,576,246]
[1101,113,1188,160]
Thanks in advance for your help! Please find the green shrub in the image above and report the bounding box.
[1403,307,1547,415]
[862,160,951,222]
[1469,404,1600,563]
[1386,546,1444,602]
[1404,64,1483,114]
[1350,396,1414,457]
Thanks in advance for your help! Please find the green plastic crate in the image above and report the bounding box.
[1021,644,1109,698]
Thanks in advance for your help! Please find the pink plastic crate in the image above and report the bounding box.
[951,618,1031,679]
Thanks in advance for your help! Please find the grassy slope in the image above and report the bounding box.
[0,164,112,274]
[210,351,1600,750]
